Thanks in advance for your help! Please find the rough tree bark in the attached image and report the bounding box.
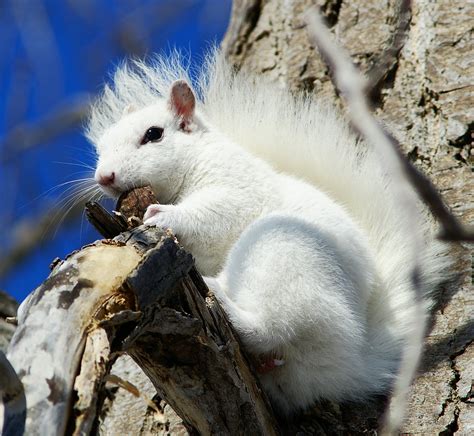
[1,1,472,435]
[222,0,473,433]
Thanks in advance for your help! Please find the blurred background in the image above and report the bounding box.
[0,0,232,303]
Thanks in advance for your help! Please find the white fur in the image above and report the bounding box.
[88,50,451,413]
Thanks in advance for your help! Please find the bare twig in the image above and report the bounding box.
[85,202,128,239]
[366,0,412,103]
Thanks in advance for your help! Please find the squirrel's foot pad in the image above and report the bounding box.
[143,203,162,222]
[257,357,285,374]
[143,204,180,233]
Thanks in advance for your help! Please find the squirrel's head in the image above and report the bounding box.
[94,80,204,202]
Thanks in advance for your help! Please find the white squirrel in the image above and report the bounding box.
[88,50,450,413]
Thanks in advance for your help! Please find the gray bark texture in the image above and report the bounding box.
[223,0,473,433]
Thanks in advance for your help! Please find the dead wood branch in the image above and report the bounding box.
[4,202,279,435]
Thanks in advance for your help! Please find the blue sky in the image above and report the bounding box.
[0,0,231,302]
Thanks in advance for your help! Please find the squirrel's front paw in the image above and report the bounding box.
[143,203,180,231]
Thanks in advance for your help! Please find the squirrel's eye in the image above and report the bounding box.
[140,127,164,145]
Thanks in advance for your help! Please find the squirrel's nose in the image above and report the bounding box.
[96,171,115,187]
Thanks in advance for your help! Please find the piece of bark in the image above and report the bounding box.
[116,185,157,224]
[85,201,128,238]
[97,355,187,436]
[73,327,114,436]
[86,186,157,239]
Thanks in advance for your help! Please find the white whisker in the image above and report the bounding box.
[52,161,96,171]
[42,181,100,238]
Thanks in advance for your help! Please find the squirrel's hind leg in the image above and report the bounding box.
[206,214,374,412]
[203,275,286,374]
[211,214,370,355]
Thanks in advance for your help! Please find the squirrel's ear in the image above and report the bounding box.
[122,104,137,117]
[169,80,195,130]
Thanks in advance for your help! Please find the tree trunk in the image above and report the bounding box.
[223,0,472,433]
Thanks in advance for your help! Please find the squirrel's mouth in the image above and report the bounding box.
[98,183,158,200]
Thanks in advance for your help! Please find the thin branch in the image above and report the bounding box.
[366,0,412,103]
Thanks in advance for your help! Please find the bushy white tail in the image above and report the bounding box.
[199,51,451,353]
